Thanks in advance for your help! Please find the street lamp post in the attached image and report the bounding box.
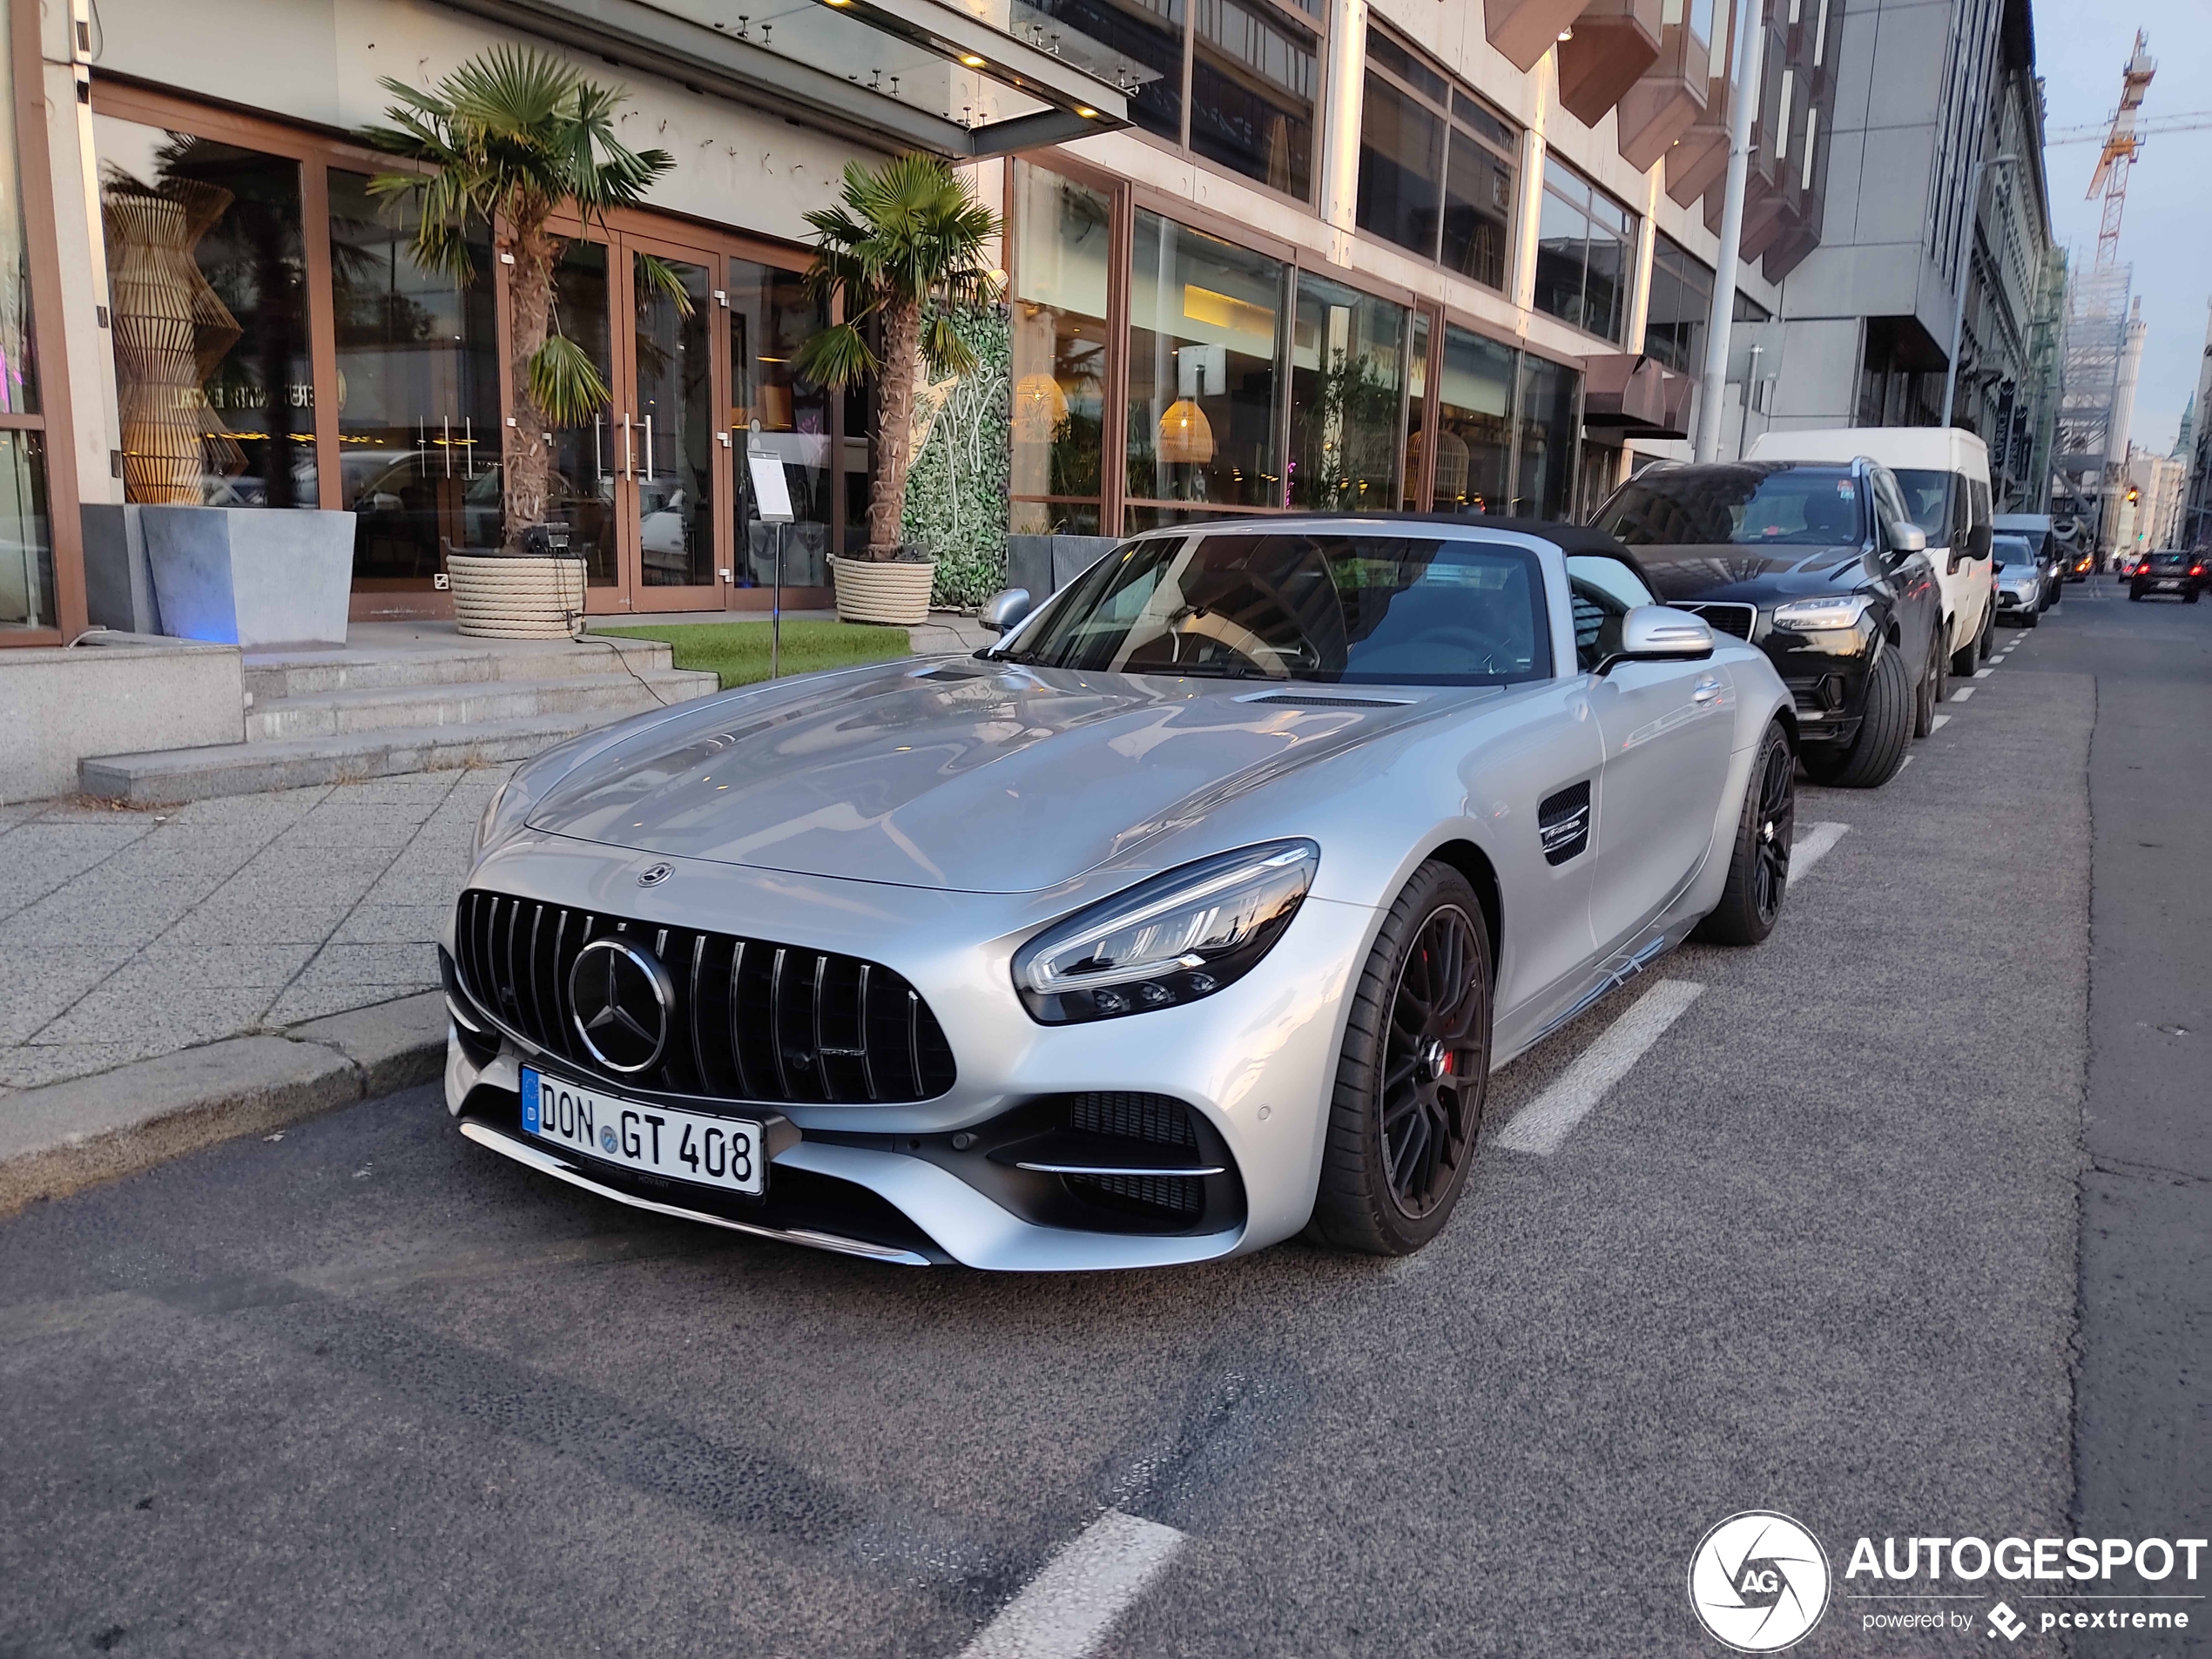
[1693,0,1769,462]
[1940,152,2020,428]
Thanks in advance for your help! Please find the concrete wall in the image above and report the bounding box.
[0,645,246,805]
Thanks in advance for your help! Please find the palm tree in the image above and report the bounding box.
[796,156,1002,561]
[360,47,680,550]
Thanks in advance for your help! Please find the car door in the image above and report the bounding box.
[1570,556,1737,954]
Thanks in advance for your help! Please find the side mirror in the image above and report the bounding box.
[1891,524,1928,556]
[1599,605,1715,673]
[980,588,1032,635]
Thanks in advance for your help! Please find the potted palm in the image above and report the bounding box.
[796,157,1002,625]
[361,48,680,637]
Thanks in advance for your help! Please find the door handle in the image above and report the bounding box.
[620,415,634,480]
[1692,677,1723,704]
[643,415,655,483]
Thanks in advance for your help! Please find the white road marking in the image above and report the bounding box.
[1790,819,1851,877]
[1974,668,1993,678]
[955,1510,1186,1659]
[1952,685,1976,702]
[1495,981,1705,1156]
[1897,754,1915,772]
[1932,713,1952,731]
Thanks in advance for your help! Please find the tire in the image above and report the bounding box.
[2022,609,2040,628]
[1977,606,1994,660]
[2129,590,2141,602]
[1695,722,1795,947]
[1803,643,1912,788]
[2188,591,2201,604]
[1308,862,1492,1256]
[1949,617,1976,678]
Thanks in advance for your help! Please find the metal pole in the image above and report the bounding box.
[1694,0,1769,462]
[770,521,784,680]
[1942,154,2017,428]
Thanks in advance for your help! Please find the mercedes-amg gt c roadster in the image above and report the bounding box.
[443,518,1799,1269]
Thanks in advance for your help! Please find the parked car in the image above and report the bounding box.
[1750,426,1994,674]
[443,517,1797,1268]
[1589,459,1944,789]
[1992,534,2047,625]
[1993,513,2063,608]
[2128,550,2205,603]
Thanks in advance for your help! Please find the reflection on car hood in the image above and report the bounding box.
[524,659,1450,893]
[1629,543,1869,605]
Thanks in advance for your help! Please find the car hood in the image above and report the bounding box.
[1629,543,1870,606]
[523,658,1453,893]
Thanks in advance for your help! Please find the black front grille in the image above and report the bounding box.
[1684,602,1757,639]
[1058,1092,1206,1222]
[1066,1091,1199,1148]
[452,889,956,1104]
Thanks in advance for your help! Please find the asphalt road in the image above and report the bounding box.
[3,583,2205,1658]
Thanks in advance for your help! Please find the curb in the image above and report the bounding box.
[0,991,447,1217]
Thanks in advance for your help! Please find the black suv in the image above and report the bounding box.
[1589,460,1945,788]
[2128,551,2204,603]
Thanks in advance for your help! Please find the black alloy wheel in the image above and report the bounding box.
[1310,861,1493,1256]
[1696,721,1796,946]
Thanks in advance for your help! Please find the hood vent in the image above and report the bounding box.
[1244,692,1412,709]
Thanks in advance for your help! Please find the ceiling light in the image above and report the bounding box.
[961,52,987,66]
[1076,105,1097,118]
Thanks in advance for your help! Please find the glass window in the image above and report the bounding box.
[730,259,833,587]
[1401,311,1428,510]
[998,530,1550,685]
[1288,273,1406,511]
[0,16,51,631]
[1357,26,1518,292]
[1642,233,1712,374]
[1593,463,1869,547]
[1010,164,1112,536]
[327,169,501,583]
[1355,73,1442,259]
[1513,353,1578,520]
[1126,211,1287,510]
[1891,468,1957,543]
[1020,0,1185,146]
[1531,154,1634,343]
[634,253,714,588]
[1190,0,1318,200]
[1432,324,1514,516]
[97,116,316,507]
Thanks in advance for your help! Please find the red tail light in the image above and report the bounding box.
[2192,565,2204,577]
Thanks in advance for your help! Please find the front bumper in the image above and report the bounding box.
[442,836,1379,1271]
[1763,624,1879,748]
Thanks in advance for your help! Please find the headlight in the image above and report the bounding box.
[1770,596,1873,632]
[1012,840,1318,1024]
[470,779,512,864]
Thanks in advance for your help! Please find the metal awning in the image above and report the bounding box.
[440,0,1130,158]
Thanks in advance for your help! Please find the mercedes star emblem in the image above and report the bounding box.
[567,936,674,1075]
[637,863,673,887]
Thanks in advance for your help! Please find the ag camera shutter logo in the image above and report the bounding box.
[1689,1511,1831,1651]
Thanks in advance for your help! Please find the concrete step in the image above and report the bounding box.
[244,669,715,742]
[84,688,718,806]
[242,635,677,701]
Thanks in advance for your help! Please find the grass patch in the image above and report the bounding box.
[592,619,912,691]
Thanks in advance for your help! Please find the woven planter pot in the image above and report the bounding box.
[830,556,936,626]
[447,554,586,639]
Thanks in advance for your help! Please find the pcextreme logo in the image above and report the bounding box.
[1688,1512,1832,1651]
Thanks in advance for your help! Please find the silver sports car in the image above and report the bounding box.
[443,518,1799,1269]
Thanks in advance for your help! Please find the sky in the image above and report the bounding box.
[2033,0,2212,455]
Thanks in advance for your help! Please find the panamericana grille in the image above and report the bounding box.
[1061,1092,1204,1219]
[452,889,956,1104]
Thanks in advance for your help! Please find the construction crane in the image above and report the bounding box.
[2085,31,2156,269]
[2046,111,2211,147]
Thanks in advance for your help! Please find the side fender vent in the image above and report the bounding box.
[1538,780,1592,866]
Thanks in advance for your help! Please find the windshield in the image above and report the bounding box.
[1592,465,1866,548]
[997,532,1550,685]
[1993,536,2036,568]
[1891,469,1956,541]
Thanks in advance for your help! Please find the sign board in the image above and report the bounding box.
[746,450,793,523]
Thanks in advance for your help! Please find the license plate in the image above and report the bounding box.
[522,1066,767,1197]
[2157,579,2180,590]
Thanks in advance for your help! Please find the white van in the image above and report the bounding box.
[1748,428,1995,672]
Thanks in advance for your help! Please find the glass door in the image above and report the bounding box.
[624,238,721,611]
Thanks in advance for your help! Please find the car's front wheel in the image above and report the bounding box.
[1309,861,1492,1256]
[2022,607,2040,627]
[1978,605,1995,660]
[1696,721,1795,947]
[1804,644,1912,788]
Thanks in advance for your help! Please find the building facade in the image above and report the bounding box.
[1,0,1838,647]
[1676,0,2058,507]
